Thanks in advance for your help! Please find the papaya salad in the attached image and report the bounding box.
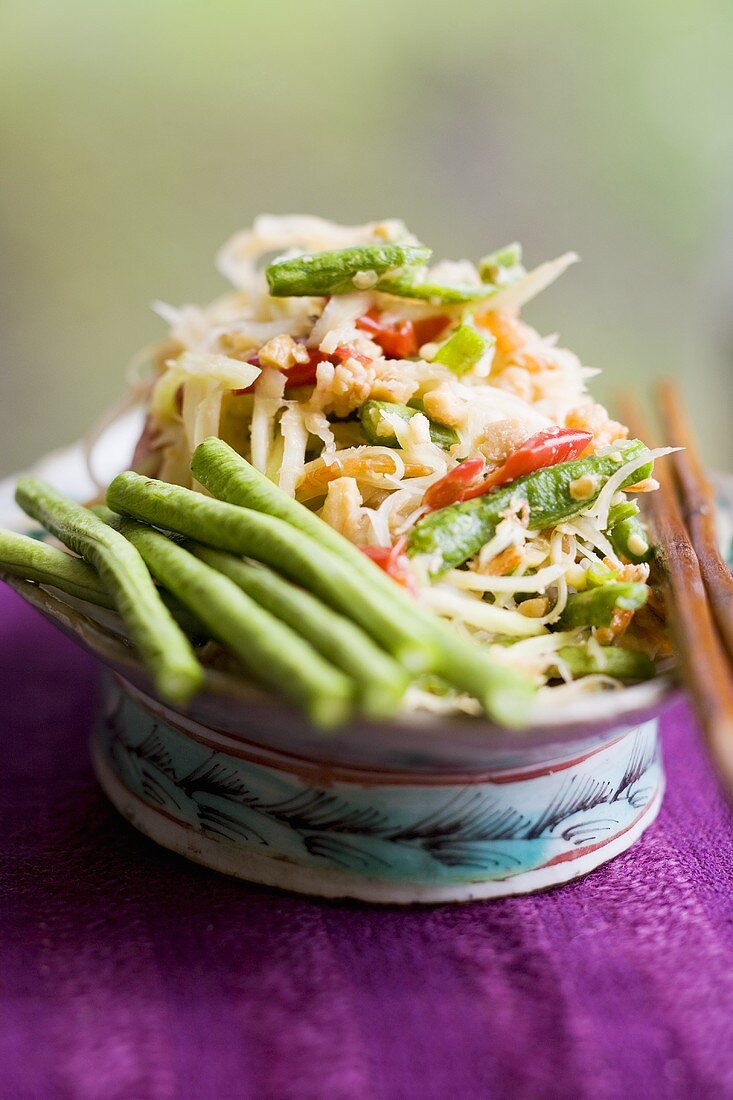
[91,214,671,716]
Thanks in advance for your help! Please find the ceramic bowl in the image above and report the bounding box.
[3,413,731,903]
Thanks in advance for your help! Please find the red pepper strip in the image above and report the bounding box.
[333,343,373,367]
[281,351,329,389]
[356,310,450,358]
[356,310,418,358]
[460,427,594,502]
[413,314,451,347]
[232,349,328,395]
[361,536,417,595]
[424,457,486,511]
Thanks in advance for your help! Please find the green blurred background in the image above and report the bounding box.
[2,0,732,476]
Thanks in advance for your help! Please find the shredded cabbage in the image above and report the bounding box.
[250,368,286,473]
[109,214,673,707]
[589,445,678,531]
[421,585,548,637]
[483,253,579,312]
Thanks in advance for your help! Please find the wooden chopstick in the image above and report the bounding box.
[618,391,733,796]
[656,378,733,664]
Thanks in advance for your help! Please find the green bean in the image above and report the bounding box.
[0,528,114,607]
[558,582,649,630]
[190,439,536,726]
[607,500,639,527]
[359,400,459,451]
[609,515,652,564]
[377,270,496,304]
[555,645,655,681]
[105,517,353,729]
[14,479,204,705]
[478,243,524,284]
[585,561,617,588]
[266,244,430,297]
[433,325,489,375]
[188,545,407,718]
[87,508,207,637]
[408,440,654,574]
[406,399,462,449]
[0,525,203,635]
[105,472,436,674]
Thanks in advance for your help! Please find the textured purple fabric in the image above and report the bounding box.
[2,585,733,1100]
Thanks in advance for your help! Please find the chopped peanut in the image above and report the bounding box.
[476,418,530,466]
[480,545,525,576]
[518,597,550,618]
[258,333,309,371]
[321,477,364,542]
[422,384,469,429]
[329,357,377,417]
[370,363,420,405]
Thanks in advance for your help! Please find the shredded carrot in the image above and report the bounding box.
[296,452,430,501]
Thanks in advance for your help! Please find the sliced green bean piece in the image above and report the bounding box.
[558,582,649,630]
[478,243,525,285]
[433,325,489,376]
[555,645,655,681]
[408,440,654,574]
[14,479,204,705]
[105,472,435,674]
[377,270,497,304]
[189,546,406,718]
[607,500,639,527]
[359,400,459,451]
[610,515,652,564]
[266,244,430,297]
[0,529,114,607]
[586,561,617,588]
[190,439,536,726]
[106,517,352,729]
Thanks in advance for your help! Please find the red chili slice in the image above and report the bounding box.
[460,427,593,501]
[424,457,486,511]
[412,314,451,346]
[361,536,417,595]
[281,351,329,389]
[232,349,328,395]
[423,427,594,512]
[356,310,450,358]
[356,310,418,358]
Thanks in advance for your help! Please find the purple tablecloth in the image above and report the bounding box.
[2,585,733,1100]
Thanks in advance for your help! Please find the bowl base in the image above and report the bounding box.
[92,740,662,903]
[92,678,664,904]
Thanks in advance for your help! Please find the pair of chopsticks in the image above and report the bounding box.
[618,381,733,799]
